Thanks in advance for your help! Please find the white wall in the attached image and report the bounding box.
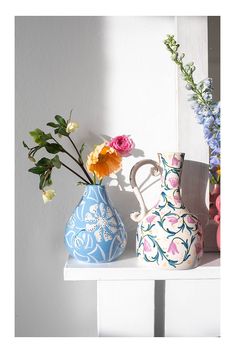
[15,16,211,336]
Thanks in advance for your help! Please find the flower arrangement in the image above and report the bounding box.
[23,113,134,203]
[164,35,220,185]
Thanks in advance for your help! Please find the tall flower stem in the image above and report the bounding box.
[67,135,94,184]
[60,161,89,184]
[52,137,93,184]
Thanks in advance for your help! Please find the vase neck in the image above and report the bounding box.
[158,153,184,191]
[83,184,108,199]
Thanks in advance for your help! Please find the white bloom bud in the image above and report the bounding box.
[42,189,56,204]
[66,122,79,133]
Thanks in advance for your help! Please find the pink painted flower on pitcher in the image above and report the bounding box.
[173,193,181,204]
[168,177,179,188]
[187,216,196,224]
[172,155,181,167]
[146,215,156,224]
[167,241,179,255]
[144,238,152,252]
[168,216,178,225]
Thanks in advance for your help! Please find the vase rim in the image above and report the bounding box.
[158,152,185,155]
[86,184,105,187]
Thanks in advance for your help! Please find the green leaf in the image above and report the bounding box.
[28,166,47,174]
[39,171,52,190]
[45,143,64,154]
[76,181,87,186]
[28,156,36,163]
[39,174,45,189]
[54,126,69,137]
[79,143,85,155]
[36,157,52,167]
[47,122,59,128]
[55,115,67,128]
[29,128,52,146]
[51,155,61,168]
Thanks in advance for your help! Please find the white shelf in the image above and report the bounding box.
[64,251,220,281]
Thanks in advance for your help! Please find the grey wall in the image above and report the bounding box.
[15,16,105,337]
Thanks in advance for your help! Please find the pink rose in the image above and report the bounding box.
[108,135,135,157]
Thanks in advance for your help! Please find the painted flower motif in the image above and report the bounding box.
[42,189,56,203]
[86,143,122,179]
[187,216,196,224]
[168,217,178,225]
[173,193,181,204]
[146,215,156,224]
[172,155,181,167]
[108,135,135,157]
[167,241,179,255]
[85,202,119,242]
[144,238,152,252]
[66,121,79,133]
[168,176,179,188]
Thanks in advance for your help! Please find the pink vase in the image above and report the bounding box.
[214,194,220,251]
[209,184,220,219]
[216,224,220,250]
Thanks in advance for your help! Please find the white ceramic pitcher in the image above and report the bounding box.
[129,152,203,269]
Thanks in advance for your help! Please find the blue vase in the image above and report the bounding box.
[64,185,127,263]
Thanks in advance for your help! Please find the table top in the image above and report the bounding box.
[64,251,220,281]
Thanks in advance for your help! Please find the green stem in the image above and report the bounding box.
[52,137,93,184]
[93,173,96,184]
[67,136,94,184]
[60,161,89,184]
[68,136,81,160]
[42,169,52,191]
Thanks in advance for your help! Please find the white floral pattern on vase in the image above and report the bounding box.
[64,185,127,263]
[130,153,203,270]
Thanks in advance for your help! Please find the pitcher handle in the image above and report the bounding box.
[129,159,161,222]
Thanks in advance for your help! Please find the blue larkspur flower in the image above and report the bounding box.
[195,114,205,124]
[212,101,220,115]
[208,138,220,154]
[191,102,203,114]
[203,78,213,89]
[210,155,220,169]
[203,92,213,101]
[203,126,213,141]
[201,107,212,117]
[215,116,220,126]
[203,116,215,128]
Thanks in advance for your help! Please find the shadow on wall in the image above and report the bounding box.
[16,16,109,337]
[85,132,146,256]
[181,160,218,252]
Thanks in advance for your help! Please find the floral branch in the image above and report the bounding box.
[23,113,135,203]
[164,34,221,185]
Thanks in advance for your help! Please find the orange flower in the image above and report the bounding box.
[86,143,122,180]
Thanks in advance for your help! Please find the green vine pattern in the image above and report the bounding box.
[136,153,201,268]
